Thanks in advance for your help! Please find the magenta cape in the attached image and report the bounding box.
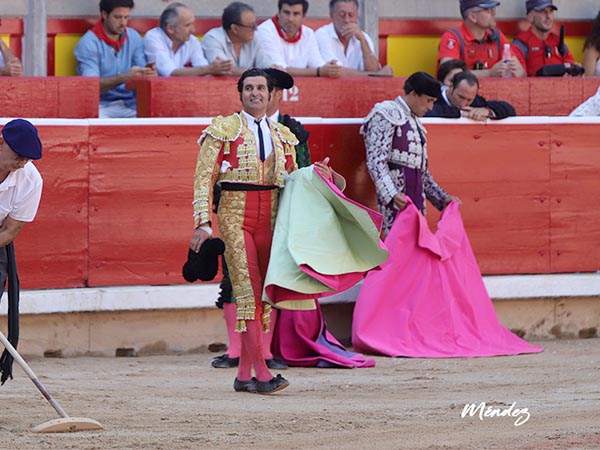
[352,201,543,358]
[273,303,375,368]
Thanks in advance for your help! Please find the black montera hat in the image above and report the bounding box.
[264,68,294,90]
[404,72,442,98]
[182,238,226,282]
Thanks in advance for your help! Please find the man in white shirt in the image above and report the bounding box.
[256,0,342,78]
[316,0,392,76]
[0,118,43,383]
[201,2,263,77]
[570,86,600,117]
[144,2,233,77]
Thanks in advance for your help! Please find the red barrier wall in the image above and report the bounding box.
[0,77,99,118]
[0,75,597,119]
[12,120,600,290]
[0,18,23,60]
[129,77,600,119]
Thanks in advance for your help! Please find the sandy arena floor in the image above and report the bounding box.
[1,339,599,450]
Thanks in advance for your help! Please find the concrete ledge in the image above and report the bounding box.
[2,273,600,316]
[1,274,599,357]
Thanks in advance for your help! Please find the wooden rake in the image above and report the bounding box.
[0,330,104,433]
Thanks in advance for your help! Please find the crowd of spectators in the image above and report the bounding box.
[1,0,600,116]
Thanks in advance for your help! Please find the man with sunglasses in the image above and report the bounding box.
[144,2,233,77]
[202,2,266,76]
[438,0,524,78]
[511,0,580,77]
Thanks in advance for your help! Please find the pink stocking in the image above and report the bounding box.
[238,319,273,382]
[262,309,278,359]
[223,303,241,358]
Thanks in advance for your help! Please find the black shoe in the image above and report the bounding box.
[211,354,239,368]
[265,358,288,370]
[256,374,289,394]
[234,377,257,393]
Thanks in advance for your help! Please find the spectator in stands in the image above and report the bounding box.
[426,69,516,120]
[74,0,157,118]
[438,0,525,78]
[315,0,392,76]
[144,3,233,77]
[256,0,342,78]
[582,10,600,77]
[569,86,600,116]
[436,58,468,87]
[0,39,23,77]
[512,0,582,77]
[200,2,263,77]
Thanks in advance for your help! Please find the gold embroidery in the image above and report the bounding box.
[202,114,242,142]
[193,136,223,227]
[217,191,256,332]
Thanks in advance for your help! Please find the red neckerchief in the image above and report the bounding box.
[272,15,302,43]
[91,20,127,52]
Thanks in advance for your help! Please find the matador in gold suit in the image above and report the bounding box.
[191,69,300,394]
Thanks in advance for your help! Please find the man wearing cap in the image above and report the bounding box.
[438,0,525,78]
[511,0,579,77]
[0,119,43,383]
[362,72,458,235]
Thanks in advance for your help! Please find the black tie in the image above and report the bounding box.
[255,119,265,161]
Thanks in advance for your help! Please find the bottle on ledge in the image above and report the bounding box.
[502,43,512,78]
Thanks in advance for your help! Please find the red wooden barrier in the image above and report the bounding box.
[1,75,596,119]
[0,77,99,118]
[129,76,405,119]
[0,18,23,60]
[130,77,600,119]
[9,120,600,291]
[16,123,90,288]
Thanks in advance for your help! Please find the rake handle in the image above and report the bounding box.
[0,330,69,419]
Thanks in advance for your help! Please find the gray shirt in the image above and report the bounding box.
[200,26,261,68]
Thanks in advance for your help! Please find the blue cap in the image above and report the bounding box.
[1,119,42,160]
[460,0,501,14]
[526,0,557,14]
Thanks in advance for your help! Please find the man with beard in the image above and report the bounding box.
[75,0,157,118]
[512,0,581,77]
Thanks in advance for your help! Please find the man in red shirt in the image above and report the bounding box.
[438,0,524,78]
[512,0,581,77]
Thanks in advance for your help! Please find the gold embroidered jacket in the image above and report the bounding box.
[193,113,298,227]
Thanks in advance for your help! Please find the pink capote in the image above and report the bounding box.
[273,303,375,368]
[352,201,543,358]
